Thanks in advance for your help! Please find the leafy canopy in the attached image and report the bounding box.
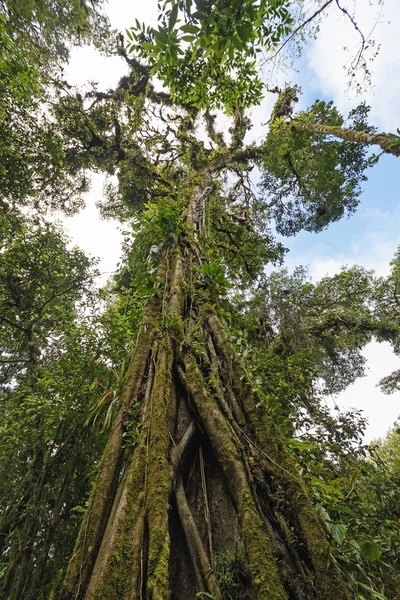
[126,0,293,112]
[259,97,375,235]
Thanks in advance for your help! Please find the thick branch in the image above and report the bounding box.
[292,120,400,157]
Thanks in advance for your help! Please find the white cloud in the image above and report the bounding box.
[284,198,400,280]
[61,175,123,284]
[65,0,159,90]
[106,0,158,30]
[281,201,400,441]
[332,341,400,442]
[65,46,127,90]
[288,230,398,281]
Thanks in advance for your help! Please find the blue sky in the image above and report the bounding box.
[63,0,400,441]
[283,152,400,278]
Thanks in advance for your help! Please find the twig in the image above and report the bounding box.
[262,0,334,66]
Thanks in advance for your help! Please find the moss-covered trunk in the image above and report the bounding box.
[292,120,400,157]
[61,182,350,600]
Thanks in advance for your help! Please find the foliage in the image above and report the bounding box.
[126,0,293,112]
[374,248,400,394]
[0,211,144,599]
[298,428,400,599]
[226,262,400,598]
[1,0,399,598]
[259,99,375,235]
[212,550,252,599]
[0,0,110,69]
[231,263,398,398]
[0,0,110,213]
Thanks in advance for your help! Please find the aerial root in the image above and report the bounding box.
[175,478,222,599]
[177,355,288,600]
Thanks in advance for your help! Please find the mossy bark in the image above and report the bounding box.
[61,184,350,600]
[62,293,161,600]
[292,120,400,157]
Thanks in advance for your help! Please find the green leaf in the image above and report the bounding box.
[153,27,169,43]
[232,35,243,51]
[168,4,179,30]
[288,438,315,451]
[237,22,252,43]
[356,582,388,600]
[328,504,354,516]
[315,504,331,522]
[329,522,347,545]
[180,24,200,34]
[360,540,382,562]
[142,42,156,51]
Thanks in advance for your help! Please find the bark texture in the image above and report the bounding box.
[292,120,400,157]
[61,182,350,600]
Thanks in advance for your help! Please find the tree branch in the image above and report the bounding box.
[0,315,27,333]
[262,0,334,66]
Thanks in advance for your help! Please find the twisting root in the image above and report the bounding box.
[175,478,222,599]
[177,356,288,600]
[199,445,213,563]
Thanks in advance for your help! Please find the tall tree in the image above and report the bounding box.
[1,1,399,599]
[49,4,399,600]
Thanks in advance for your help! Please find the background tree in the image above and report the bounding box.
[0,207,150,599]
[260,89,399,235]
[0,0,111,212]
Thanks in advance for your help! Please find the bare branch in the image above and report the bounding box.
[262,0,334,67]
[335,0,366,73]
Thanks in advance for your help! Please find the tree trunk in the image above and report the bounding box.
[61,180,350,600]
[292,120,400,157]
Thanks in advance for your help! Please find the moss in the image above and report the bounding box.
[181,351,287,600]
[245,402,349,600]
[121,291,161,411]
[62,296,162,599]
[62,406,126,599]
[205,311,351,600]
[239,488,288,600]
[89,439,148,599]
[146,341,173,599]
[91,334,174,599]
[147,527,170,599]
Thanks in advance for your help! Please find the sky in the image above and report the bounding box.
[63,0,400,442]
